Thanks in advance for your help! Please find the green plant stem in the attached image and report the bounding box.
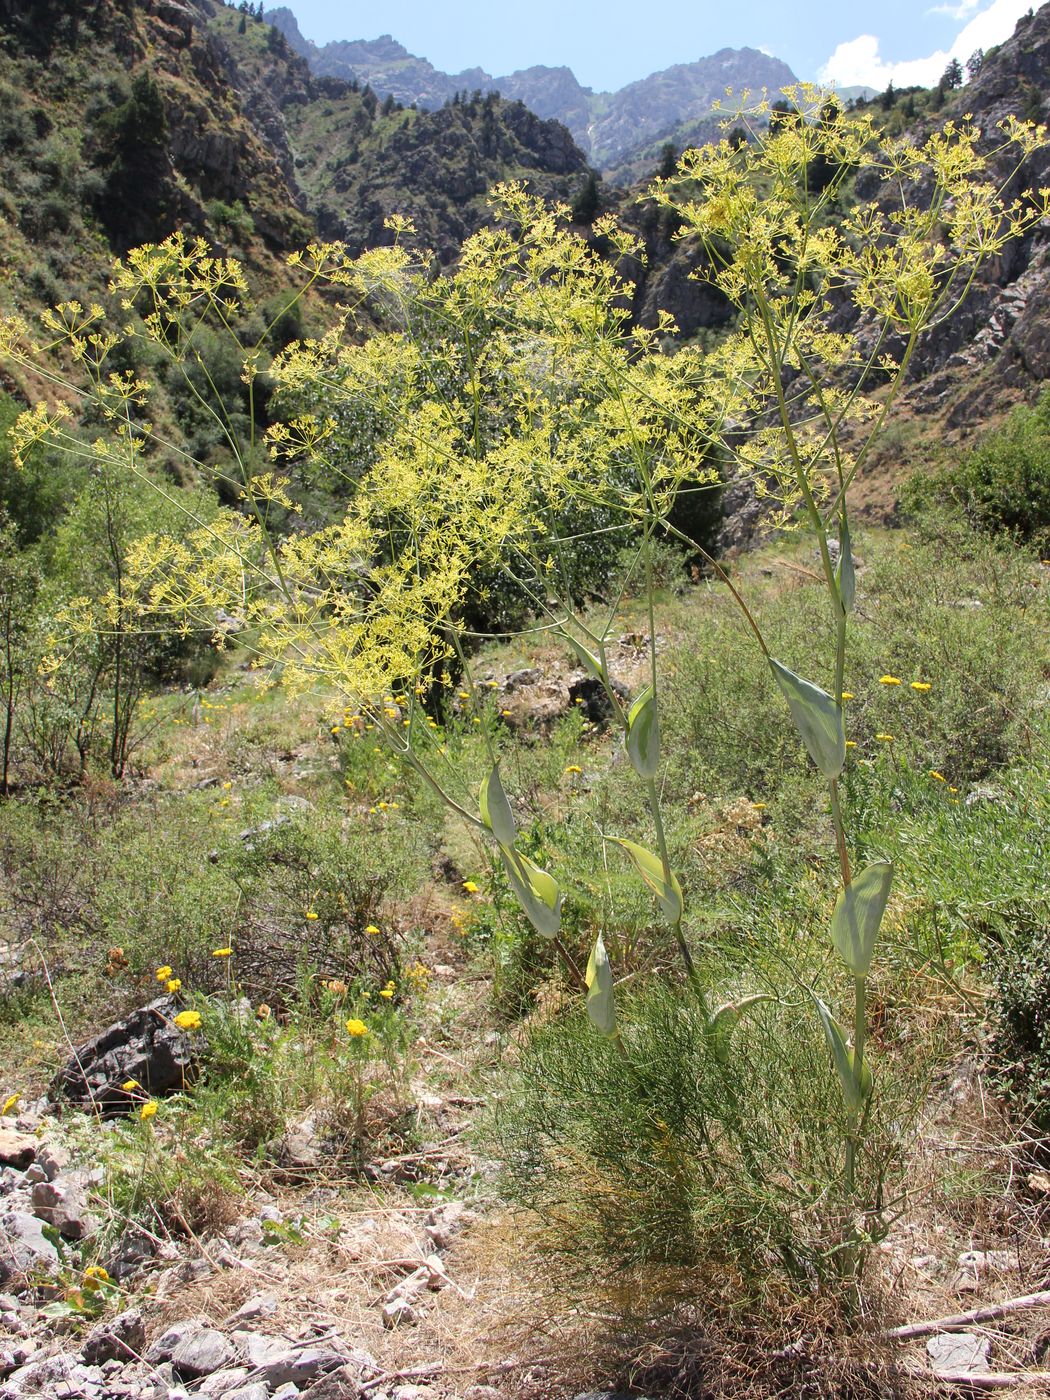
[644,775,706,1012]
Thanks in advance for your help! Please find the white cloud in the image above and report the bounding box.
[927,0,982,20]
[818,0,1034,89]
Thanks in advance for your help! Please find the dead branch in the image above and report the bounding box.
[887,1291,1050,1341]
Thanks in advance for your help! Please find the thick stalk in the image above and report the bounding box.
[644,774,706,1012]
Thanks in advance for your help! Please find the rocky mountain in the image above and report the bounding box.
[218,11,590,263]
[0,0,595,352]
[264,6,798,171]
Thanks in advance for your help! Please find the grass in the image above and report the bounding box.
[0,520,1047,1383]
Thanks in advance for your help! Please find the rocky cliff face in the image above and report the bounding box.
[876,5,1050,426]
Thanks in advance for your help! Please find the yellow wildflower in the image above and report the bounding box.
[379,981,395,999]
[121,1079,140,1092]
[910,681,932,692]
[845,740,857,749]
[212,947,233,958]
[166,979,181,993]
[345,1018,369,1037]
[1,1093,19,1115]
[83,1266,110,1288]
[155,965,173,981]
[875,733,895,742]
[564,764,582,775]
[929,770,947,782]
[840,691,854,700]
[463,880,480,894]
[174,1010,202,1031]
[365,924,380,935]
[140,1101,158,1120]
[305,910,319,920]
[879,676,902,686]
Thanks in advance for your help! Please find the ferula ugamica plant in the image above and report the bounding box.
[3,85,1047,1292]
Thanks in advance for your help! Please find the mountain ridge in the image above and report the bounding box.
[264,6,798,171]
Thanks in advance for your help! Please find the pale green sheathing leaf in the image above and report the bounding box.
[584,933,616,1037]
[479,764,516,847]
[625,685,660,779]
[837,516,856,615]
[709,993,774,1063]
[612,836,683,923]
[814,997,872,1113]
[769,658,846,779]
[498,843,562,938]
[563,633,607,683]
[830,861,893,976]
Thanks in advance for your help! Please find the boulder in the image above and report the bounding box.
[49,997,201,1115]
[82,1308,146,1366]
[0,1213,59,1286]
[0,1136,34,1174]
[30,1174,94,1241]
[170,1328,235,1379]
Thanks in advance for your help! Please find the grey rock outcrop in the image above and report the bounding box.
[49,998,200,1115]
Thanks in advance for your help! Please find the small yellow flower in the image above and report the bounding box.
[845,740,858,749]
[140,1101,158,1120]
[840,691,854,701]
[212,947,233,958]
[345,1018,369,1037]
[166,979,182,992]
[174,1010,202,1031]
[564,764,582,775]
[155,965,173,981]
[365,924,380,936]
[910,681,932,692]
[121,1079,140,1092]
[463,880,480,894]
[305,910,319,921]
[83,1265,110,1288]
[331,725,341,735]
[501,709,512,717]
[752,801,767,810]
[379,987,394,999]
[875,733,895,742]
[1,1093,19,1115]
[948,785,958,794]
[929,770,947,782]
[879,675,902,686]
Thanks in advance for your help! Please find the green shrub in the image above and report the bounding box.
[902,390,1050,551]
[490,972,943,1291]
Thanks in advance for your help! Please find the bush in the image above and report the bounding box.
[490,972,943,1291]
[902,390,1050,552]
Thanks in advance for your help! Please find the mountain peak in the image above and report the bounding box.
[266,7,799,168]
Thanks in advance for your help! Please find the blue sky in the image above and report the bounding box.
[280,0,1037,91]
